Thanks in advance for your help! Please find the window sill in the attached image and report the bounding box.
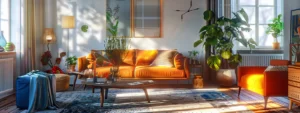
[237,49,283,54]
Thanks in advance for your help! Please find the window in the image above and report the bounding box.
[0,0,10,41]
[107,0,163,38]
[234,0,282,48]
[133,0,162,38]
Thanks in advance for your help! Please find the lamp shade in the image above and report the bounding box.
[62,16,75,28]
[43,28,56,44]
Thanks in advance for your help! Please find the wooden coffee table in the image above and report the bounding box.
[85,80,155,107]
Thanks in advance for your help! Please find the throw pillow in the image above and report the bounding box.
[121,50,136,65]
[264,66,288,72]
[136,50,159,66]
[94,50,113,67]
[174,53,184,69]
[150,50,177,67]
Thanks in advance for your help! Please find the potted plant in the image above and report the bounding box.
[266,14,283,50]
[66,56,77,72]
[188,50,199,64]
[194,9,257,86]
[104,5,130,82]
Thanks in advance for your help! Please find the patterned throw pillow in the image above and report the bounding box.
[93,50,113,67]
[150,50,177,67]
[264,66,288,72]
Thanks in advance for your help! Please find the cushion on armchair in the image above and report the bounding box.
[264,66,288,72]
[270,60,290,66]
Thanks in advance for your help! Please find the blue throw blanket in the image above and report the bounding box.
[25,70,57,113]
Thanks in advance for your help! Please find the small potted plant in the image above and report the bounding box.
[266,14,283,50]
[189,50,200,64]
[66,56,77,72]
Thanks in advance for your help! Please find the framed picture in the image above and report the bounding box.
[291,9,300,44]
[290,44,300,64]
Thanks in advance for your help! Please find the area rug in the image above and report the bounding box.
[21,88,252,113]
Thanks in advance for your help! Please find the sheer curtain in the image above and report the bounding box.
[20,0,44,75]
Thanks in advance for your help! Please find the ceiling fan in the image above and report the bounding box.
[175,0,199,21]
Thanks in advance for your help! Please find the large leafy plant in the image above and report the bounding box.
[194,9,257,70]
[266,14,283,40]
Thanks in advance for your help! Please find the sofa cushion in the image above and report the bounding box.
[92,50,136,66]
[95,66,134,78]
[174,53,184,69]
[136,50,158,66]
[150,50,177,67]
[240,74,264,95]
[134,66,185,78]
[122,50,136,65]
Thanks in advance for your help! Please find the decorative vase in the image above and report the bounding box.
[4,42,15,52]
[216,69,237,87]
[0,46,4,52]
[193,75,203,88]
[109,66,119,82]
[0,31,6,47]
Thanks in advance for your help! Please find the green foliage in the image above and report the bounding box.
[266,14,283,39]
[66,56,77,65]
[194,9,258,70]
[81,25,88,32]
[107,6,120,37]
[207,55,221,71]
[103,5,130,67]
[188,50,199,58]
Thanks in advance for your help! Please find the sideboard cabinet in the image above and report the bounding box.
[288,65,300,109]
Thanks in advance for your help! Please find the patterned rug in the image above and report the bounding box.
[22,88,252,113]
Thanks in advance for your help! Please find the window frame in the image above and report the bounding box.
[0,0,11,42]
[131,0,163,38]
[235,0,282,49]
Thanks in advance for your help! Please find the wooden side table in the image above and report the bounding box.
[190,64,202,76]
[67,72,85,91]
[190,64,203,88]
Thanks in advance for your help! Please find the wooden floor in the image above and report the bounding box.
[1,84,300,113]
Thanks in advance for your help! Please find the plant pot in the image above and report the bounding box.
[216,69,236,87]
[193,75,203,88]
[69,65,76,72]
[273,42,280,50]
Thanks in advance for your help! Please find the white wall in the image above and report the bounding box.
[54,0,206,59]
[283,0,300,59]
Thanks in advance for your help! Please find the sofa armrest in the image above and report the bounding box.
[264,71,288,96]
[78,56,89,72]
[238,66,267,86]
[184,58,190,79]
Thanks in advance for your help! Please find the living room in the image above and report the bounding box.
[1,0,300,112]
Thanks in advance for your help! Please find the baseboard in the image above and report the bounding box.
[0,89,14,99]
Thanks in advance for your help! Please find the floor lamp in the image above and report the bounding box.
[62,16,75,57]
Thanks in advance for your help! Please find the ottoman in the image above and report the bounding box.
[55,74,70,92]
